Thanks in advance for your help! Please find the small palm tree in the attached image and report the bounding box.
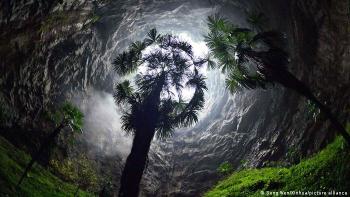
[205,15,350,144]
[16,102,83,188]
[113,29,207,197]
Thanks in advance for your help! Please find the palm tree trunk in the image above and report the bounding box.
[16,121,65,188]
[118,127,156,197]
[271,69,350,144]
[118,74,165,197]
[245,49,350,144]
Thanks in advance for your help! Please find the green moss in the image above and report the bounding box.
[205,137,350,197]
[50,155,99,192]
[217,161,234,175]
[0,136,94,196]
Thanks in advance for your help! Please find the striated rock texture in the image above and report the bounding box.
[142,1,350,196]
[0,0,114,119]
[1,0,349,196]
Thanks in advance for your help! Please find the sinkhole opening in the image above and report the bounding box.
[75,3,231,158]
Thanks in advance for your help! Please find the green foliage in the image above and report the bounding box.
[286,146,302,164]
[50,155,99,192]
[0,136,93,196]
[114,80,134,104]
[61,102,84,133]
[205,14,288,92]
[205,137,350,197]
[112,29,208,139]
[217,161,234,175]
[45,102,83,133]
[240,159,248,167]
[208,168,289,197]
[306,100,320,121]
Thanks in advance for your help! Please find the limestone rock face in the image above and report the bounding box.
[1,0,349,196]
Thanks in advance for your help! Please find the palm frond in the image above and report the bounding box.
[186,71,207,91]
[174,71,206,127]
[225,67,268,92]
[207,15,232,33]
[174,89,205,127]
[204,31,236,71]
[61,102,84,133]
[144,28,161,46]
[156,99,176,140]
[206,14,288,92]
[112,50,140,76]
[121,111,137,135]
[135,74,157,96]
[204,53,217,69]
[130,41,146,56]
[225,76,240,93]
[176,41,193,57]
[114,80,134,104]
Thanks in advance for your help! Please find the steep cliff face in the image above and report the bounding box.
[0,0,112,120]
[1,0,349,196]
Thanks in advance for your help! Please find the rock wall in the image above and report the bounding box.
[143,0,350,196]
[0,0,112,119]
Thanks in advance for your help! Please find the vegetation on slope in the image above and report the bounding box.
[205,136,350,197]
[0,136,93,197]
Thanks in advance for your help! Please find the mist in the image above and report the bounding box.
[72,89,132,157]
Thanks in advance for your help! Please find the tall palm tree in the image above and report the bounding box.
[113,29,207,197]
[204,15,350,144]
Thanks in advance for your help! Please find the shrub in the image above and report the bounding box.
[217,161,234,175]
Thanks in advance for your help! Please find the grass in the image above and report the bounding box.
[205,136,350,197]
[0,136,94,197]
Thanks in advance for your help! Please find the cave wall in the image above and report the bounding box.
[0,0,113,120]
[143,1,350,196]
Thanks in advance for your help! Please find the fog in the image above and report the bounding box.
[72,90,133,157]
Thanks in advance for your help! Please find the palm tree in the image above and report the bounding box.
[16,102,83,188]
[113,29,207,197]
[204,15,350,144]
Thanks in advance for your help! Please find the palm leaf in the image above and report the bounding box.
[112,51,140,76]
[176,41,193,57]
[144,28,161,46]
[174,71,206,127]
[207,15,232,33]
[156,99,176,140]
[130,41,146,56]
[186,70,207,91]
[206,53,217,69]
[114,80,134,104]
[61,102,84,133]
